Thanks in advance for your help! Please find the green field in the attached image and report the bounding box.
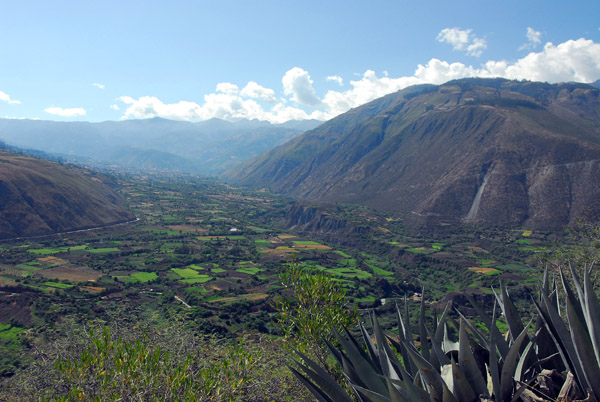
[0,324,25,340]
[172,268,213,284]
[367,264,394,276]
[44,282,75,289]
[87,247,120,253]
[131,272,158,283]
[236,266,262,275]
[28,248,67,255]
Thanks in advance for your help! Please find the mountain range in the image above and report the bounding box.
[225,78,600,228]
[0,118,321,175]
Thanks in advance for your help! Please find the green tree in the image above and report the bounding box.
[275,259,357,370]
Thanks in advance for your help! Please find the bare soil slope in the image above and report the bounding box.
[0,150,134,239]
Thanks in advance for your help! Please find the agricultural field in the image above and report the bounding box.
[0,173,572,378]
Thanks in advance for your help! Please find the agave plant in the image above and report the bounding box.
[290,268,600,402]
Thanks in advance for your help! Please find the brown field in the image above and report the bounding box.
[197,236,230,240]
[79,286,105,293]
[37,256,68,265]
[0,279,18,287]
[261,248,294,255]
[277,234,298,239]
[468,267,498,274]
[35,266,103,282]
[207,293,268,303]
[168,225,207,232]
[292,244,331,250]
[468,246,489,254]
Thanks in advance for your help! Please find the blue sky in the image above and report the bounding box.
[1,0,599,123]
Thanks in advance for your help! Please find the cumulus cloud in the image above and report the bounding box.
[0,90,21,104]
[110,104,119,110]
[327,75,344,85]
[93,83,105,89]
[321,38,600,117]
[119,96,201,120]
[488,38,600,82]
[240,81,276,103]
[118,38,600,124]
[44,106,86,117]
[118,78,325,124]
[216,82,239,95]
[519,27,542,51]
[437,27,487,57]
[282,67,321,106]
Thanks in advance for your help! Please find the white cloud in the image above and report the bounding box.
[0,90,21,104]
[519,27,542,51]
[240,81,276,103]
[4,116,39,120]
[216,82,239,95]
[119,96,201,120]
[117,38,600,124]
[93,83,105,89]
[44,106,86,117]
[488,38,600,82]
[282,67,321,106]
[322,70,420,116]
[110,104,119,110]
[327,75,344,86]
[118,90,324,124]
[526,27,542,46]
[320,38,600,118]
[437,27,487,57]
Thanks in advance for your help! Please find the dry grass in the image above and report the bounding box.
[79,286,105,293]
[292,244,331,250]
[37,256,68,265]
[468,267,498,274]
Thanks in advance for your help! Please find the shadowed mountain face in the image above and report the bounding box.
[0,150,135,239]
[225,78,600,228]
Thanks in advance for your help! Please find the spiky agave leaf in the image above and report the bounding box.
[289,348,355,402]
[488,301,501,401]
[583,267,600,369]
[419,289,431,361]
[497,282,526,344]
[560,269,600,401]
[332,327,389,396]
[371,313,403,381]
[499,321,532,402]
[464,294,508,359]
[458,317,488,397]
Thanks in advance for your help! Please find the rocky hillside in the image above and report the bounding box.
[0,150,134,239]
[225,78,600,228]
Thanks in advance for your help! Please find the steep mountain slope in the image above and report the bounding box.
[0,118,320,175]
[225,79,600,228]
[0,150,134,239]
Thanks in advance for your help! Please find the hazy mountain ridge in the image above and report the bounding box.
[225,78,600,228]
[0,150,135,239]
[0,118,321,175]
